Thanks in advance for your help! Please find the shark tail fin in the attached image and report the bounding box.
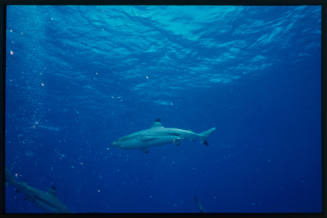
[199,127,216,146]
[5,168,16,185]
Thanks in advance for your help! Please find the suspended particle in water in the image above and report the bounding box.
[145,75,149,80]
[58,153,66,160]
[25,151,34,157]
[97,189,101,193]
[41,82,45,87]
[10,50,14,55]
[9,29,13,32]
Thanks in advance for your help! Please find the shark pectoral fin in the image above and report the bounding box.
[173,138,183,146]
[23,195,33,201]
[141,148,149,154]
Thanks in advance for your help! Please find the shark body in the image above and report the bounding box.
[111,119,216,153]
[5,168,70,213]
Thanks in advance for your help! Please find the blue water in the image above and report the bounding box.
[5,5,322,213]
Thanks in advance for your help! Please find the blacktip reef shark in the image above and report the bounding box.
[111,119,216,153]
[5,168,70,213]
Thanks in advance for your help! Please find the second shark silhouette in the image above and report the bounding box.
[5,168,70,213]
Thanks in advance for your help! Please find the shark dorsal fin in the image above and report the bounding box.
[49,185,56,196]
[152,118,163,128]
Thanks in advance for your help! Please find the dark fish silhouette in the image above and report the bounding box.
[5,168,70,213]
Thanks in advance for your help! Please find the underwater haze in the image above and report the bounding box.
[5,6,321,213]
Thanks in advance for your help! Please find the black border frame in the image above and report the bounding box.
[0,1,325,218]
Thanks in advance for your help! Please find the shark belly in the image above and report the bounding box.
[120,135,180,149]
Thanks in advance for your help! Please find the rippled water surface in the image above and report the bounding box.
[5,5,321,213]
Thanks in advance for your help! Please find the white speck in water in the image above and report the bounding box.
[95,72,99,75]
[10,50,14,55]
[111,96,115,99]
[106,147,110,151]
[15,173,19,177]
[41,82,45,87]
[145,75,149,79]
[97,189,101,193]
[50,17,54,21]
[9,29,13,32]
[80,162,84,166]
[71,165,75,169]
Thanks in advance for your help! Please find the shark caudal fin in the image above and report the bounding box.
[5,168,16,185]
[199,127,216,146]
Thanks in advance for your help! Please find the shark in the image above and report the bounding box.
[5,168,70,213]
[111,119,216,153]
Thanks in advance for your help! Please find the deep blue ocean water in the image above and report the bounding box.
[5,5,321,213]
